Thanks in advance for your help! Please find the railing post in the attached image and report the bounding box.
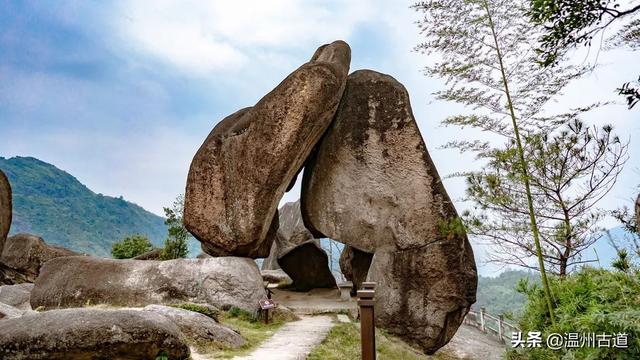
[358,284,376,360]
[480,307,486,332]
[498,314,504,343]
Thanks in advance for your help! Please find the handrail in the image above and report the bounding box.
[464,307,521,344]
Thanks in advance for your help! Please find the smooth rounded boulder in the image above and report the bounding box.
[184,40,351,258]
[143,305,246,349]
[0,308,190,359]
[1,233,80,285]
[0,169,11,252]
[301,70,477,353]
[31,257,265,315]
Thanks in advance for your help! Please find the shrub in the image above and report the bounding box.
[111,234,153,259]
[508,267,640,359]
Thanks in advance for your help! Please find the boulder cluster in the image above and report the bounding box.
[184,40,477,353]
[0,169,262,360]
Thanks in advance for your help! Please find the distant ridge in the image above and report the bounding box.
[0,156,169,256]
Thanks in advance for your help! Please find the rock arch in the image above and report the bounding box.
[184,42,477,355]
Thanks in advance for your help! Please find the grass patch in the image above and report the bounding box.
[168,303,219,321]
[203,307,287,358]
[308,322,466,360]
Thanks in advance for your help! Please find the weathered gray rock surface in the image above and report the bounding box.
[339,245,373,296]
[0,283,33,310]
[0,170,10,252]
[267,201,335,291]
[261,269,292,285]
[261,236,281,270]
[301,70,477,353]
[31,257,265,314]
[0,302,24,319]
[184,40,350,258]
[143,305,245,349]
[1,233,80,285]
[0,308,190,359]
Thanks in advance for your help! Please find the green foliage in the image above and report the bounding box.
[159,195,189,260]
[529,0,640,108]
[0,156,168,256]
[437,217,467,239]
[154,352,168,360]
[463,120,627,276]
[228,307,257,322]
[509,267,640,359]
[476,270,539,318]
[111,234,153,259]
[612,249,633,273]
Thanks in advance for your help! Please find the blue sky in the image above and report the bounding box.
[1,1,638,275]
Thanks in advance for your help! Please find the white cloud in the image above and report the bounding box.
[115,0,375,75]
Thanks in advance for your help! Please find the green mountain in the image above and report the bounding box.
[0,156,170,257]
[475,269,539,317]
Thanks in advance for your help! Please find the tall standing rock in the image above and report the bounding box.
[184,41,351,258]
[301,70,477,353]
[0,169,11,252]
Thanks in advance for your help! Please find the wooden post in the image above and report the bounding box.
[358,286,376,360]
[480,307,486,332]
[498,314,504,343]
[362,282,376,290]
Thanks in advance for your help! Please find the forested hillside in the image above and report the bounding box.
[0,156,168,256]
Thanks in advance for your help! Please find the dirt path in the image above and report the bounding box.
[232,315,334,360]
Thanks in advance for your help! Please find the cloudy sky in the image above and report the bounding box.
[1,1,638,274]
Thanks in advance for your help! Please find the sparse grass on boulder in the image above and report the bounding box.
[168,302,220,321]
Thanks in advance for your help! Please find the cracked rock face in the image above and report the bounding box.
[0,170,11,253]
[301,69,477,353]
[184,40,351,258]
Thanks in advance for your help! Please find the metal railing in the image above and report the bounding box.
[464,307,520,344]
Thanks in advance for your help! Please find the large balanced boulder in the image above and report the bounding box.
[0,233,80,285]
[301,70,477,353]
[339,245,373,296]
[143,305,246,349]
[184,40,351,258]
[0,169,11,252]
[31,257,265,314]
[0,308,190,359]
[270,200,335,291]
